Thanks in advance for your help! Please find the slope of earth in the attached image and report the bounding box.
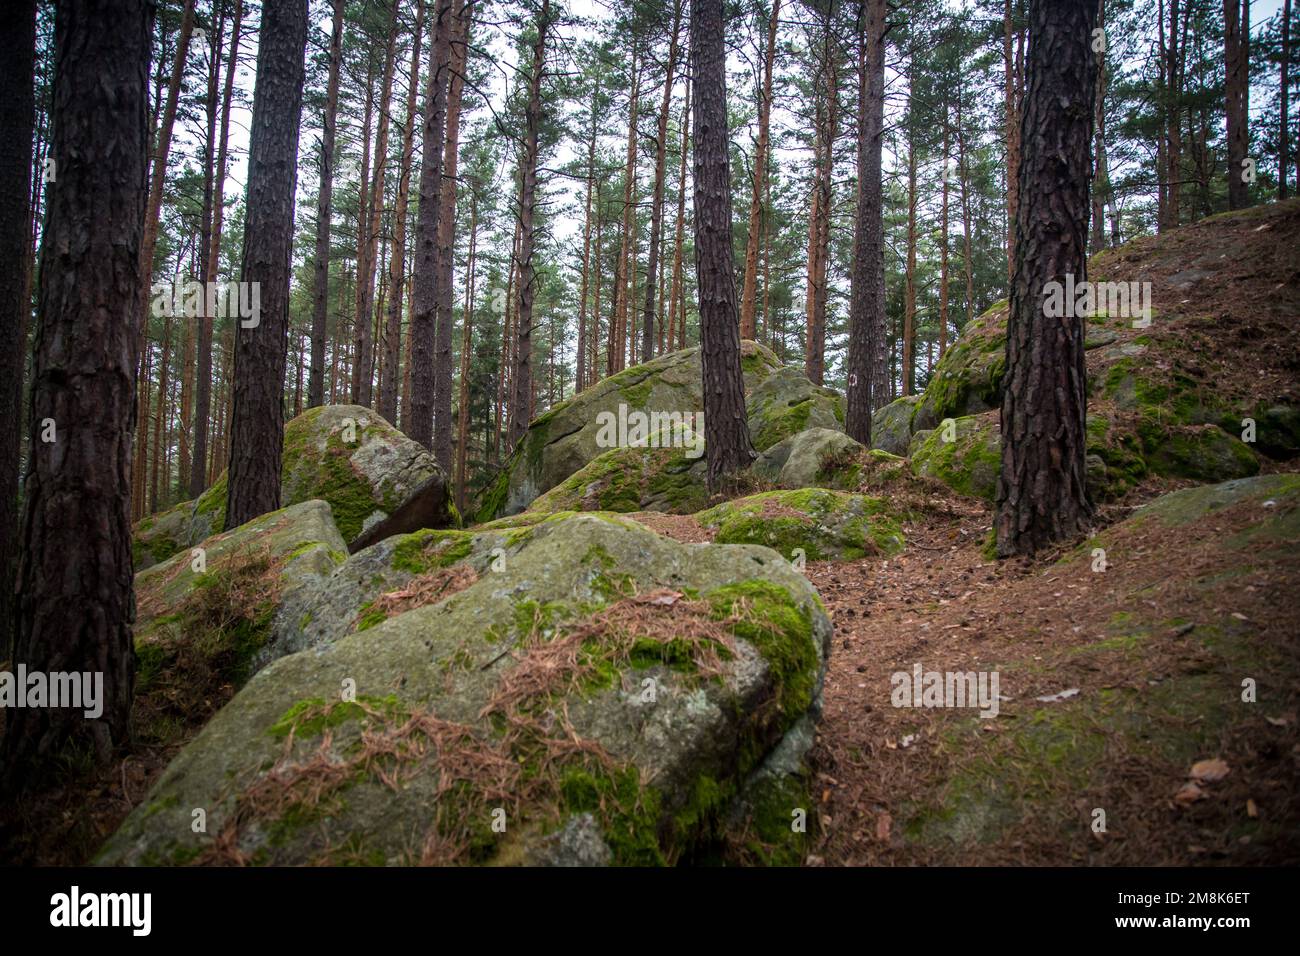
[639,473,1300,865]
[874,198,1300,498]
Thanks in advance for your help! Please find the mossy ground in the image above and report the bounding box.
[697,489,905,561]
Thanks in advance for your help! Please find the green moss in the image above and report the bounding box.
[558,764,665,866]
[698,489,903,560]
[390,529,475,575]
[910,416,1002,501]
[706,580,819,722]
[617,377,654,408]
[267,694,405,739]
[194,472,228,521]
[752,399,813,451]
[474,468,513,524]
[736,773,811,866]
[354,602,387,632]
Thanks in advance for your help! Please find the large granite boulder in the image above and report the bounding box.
[100,514,831,867]
[474,342,785,522]
[134,405,453,570]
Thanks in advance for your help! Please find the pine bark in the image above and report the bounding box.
[845,0,886,443]
[378,0,425,424]
[1225,0,1250,209]
[667,78,691,356]
[995,0,1099,557]
[1282,0,1291,200]
[224,0,308,529]
[433,1,470,468]
[510,0,550,446]
[691,0,755,489]
[576,91,599,392]
[2,0,154,784]
[408,0,456,449]
[609,54,641,375]
[455,186,478,511]
[0,0,36,663]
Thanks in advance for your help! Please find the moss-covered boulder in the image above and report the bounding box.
[745,366,845,452]
[1143,422,1261,482]
[133,500,348,701]
[751,428,865,490]
[1131,472,1300,534]
[267,514,629,662]
[909,414,1002,501]
[99,514,831,867]
[134,405,451,569]
[1248,405,1300,461]
[524,443,710,516]
[870,394,922,456]
[1085,413,1149,500]
[696,489,905,561]
[475,342,781,522]
[911,304,1008,434]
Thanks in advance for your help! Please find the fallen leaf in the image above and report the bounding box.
[1175,782,1205,804]
[876,812,892,842]
[1190,758,1230,783]
[1246,799,1258,819]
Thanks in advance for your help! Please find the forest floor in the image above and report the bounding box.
[637,461,1300,867]
[5,462,1299,866]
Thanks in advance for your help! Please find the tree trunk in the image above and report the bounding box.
[903,112,917,396]
[691,0,755,489]
[510,0,550,446]
[309,0,344,410]
[357,0,402,409]
[1283,0,1292,200]
[667,78,691,358]
[192,0,243,499]
[845,0,886,444]
[591,181,605,382]
[0,0,36,663]
[576,90,598,392]
[640,0,684,363]
[995,0,1099,557]
[610,54,640,375]
[2,0,153,785]
[1225,0,1250,209]
[186,8,226,495]
[224,0,308,530]
[740,0,782,340]
[1091,0,1108,252]
[455,185,478,512]
[378,0,425,424]
[433,0,470,468]
[958,91,975,334]
[408,0,456,449]
[1003,0,1020,284]
[149,306,173,513]
[351,53,377,405]
[939,99,950,359]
